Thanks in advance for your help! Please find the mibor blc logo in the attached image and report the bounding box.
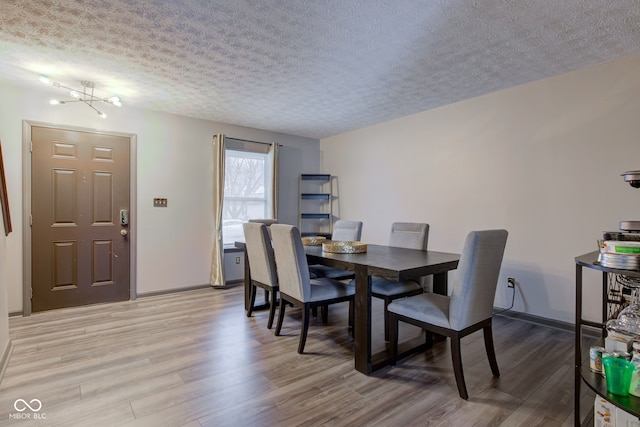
[9,399,46,420]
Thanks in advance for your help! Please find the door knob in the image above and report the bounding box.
[120,229,128,236]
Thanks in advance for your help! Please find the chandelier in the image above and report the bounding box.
[39,76,122,118]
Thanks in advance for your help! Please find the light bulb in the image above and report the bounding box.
[99,111,107,119]
[109,97,122,107]
[49,99,61,105]
[39,76,51,85]
[70,90,79,98]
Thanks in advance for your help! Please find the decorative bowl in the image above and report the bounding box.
[301,236,327,246]
[322,241,367,254]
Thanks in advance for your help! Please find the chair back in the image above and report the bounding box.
[389,222,429,250]
[248,218,277,226]
[449,229,508,331]
[242,222,278,288]
[332,220,363,241]
[271,224,312,302]
[249,219,277,238]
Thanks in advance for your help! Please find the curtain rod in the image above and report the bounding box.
[225,136,282,147]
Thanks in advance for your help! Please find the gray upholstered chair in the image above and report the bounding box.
[248,218,277,238]
[243,222,279,329]
[248,218,277,225]
[369,222,429,341]
[309,220,363,281]
[271,224,355,353]
[331,220,363,241]
[388,229,508,400]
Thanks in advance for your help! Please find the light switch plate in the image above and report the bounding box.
[153,198,168,207]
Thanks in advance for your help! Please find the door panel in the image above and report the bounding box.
[31,125,130,312]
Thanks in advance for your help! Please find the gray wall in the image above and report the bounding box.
[321,53,640,324]
[0,80,320,313]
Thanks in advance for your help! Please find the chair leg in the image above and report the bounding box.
[450,334,468,400]
[298,303,310,354]
[275,298,287,336]
[389,312,399,365]
[247,283,257,317]
[425,331,434,348]
[267,288,277,329]
[483,322,500,377]
[321,304,329,324]
[384,298,391,341]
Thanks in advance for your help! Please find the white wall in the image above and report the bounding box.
[320,53,640,324]
[0,81,319,313]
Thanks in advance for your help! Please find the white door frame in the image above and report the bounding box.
[22,120,138,316]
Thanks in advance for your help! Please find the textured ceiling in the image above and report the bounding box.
[1,0,640,139]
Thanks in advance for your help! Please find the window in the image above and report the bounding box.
[222,139,275,244]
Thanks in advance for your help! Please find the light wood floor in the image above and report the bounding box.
[1,286,594,426]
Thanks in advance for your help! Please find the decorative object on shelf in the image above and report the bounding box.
[599,234,640,269]
[599,239,640,269]
[301,236,326,246]
[606,277,640,339]
[622,170,640,188]
[598,169,640,267]
[602,357,635,396]
[39,76,122,118]
[619,170,640,231]
[321,241,367,254]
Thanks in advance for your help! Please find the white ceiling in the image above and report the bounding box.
[1,0,640,139]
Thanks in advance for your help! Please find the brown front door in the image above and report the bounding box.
[31,125,131,312]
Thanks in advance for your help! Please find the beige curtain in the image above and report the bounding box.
[269,142,279,220]
[211,134,226,287]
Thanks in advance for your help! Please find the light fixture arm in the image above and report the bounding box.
[40,76,122,118]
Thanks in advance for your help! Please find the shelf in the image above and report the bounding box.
[300,174,331,181]
[575,251,640,425]
[301,213,331,219]
[301,193,331,200]
[299,174,334,237]
[581,365,640,417]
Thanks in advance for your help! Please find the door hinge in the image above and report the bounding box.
[30,214,32,226]
[30,140,33,152]
[30,288,33,299]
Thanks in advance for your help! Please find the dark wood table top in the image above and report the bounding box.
[303,243,460,281]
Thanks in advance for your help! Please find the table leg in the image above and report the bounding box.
[354,264,372,374]
[432,271,450,343]
[433,271,449,295]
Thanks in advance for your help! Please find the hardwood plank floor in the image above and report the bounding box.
[0,286,592,426]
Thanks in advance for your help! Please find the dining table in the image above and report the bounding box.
[236,240,460,374]
[303,244,460,374]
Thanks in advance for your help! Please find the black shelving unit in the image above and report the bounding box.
[299,174,333,238]
[575,251,640,426]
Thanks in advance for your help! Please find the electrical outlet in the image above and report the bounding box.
[235,256,241,264]
[153,198,168,207]
[507,276,516,288]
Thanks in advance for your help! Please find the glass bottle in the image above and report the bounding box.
[619,289,640,336]
[629,341,640,397]
[607,289,640,339]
